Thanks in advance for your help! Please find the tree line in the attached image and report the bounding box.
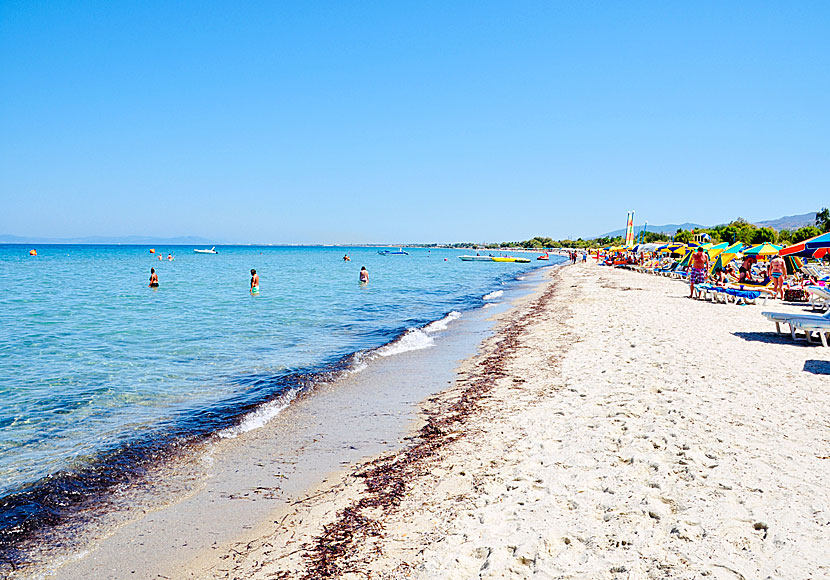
[507,207,830,249]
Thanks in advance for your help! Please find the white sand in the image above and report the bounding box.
[185,263,829,579]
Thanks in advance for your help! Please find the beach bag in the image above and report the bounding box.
[784,289,807,302]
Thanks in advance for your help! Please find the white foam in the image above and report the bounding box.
[375,328,435,357]
[483,290,504,300]
[347,352,369,374]
[217,391,298,439]
[424,311,461,333]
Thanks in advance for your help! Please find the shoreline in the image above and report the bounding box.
[22,264,559,579]
[176,265,568,578]
[180,262,827,578]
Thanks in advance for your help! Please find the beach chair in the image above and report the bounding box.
[727,281,776,298]
[723,288,762,305]
[791,318,830,347]
[803,265,830,282]
[805,286,830,311]
[761,309,830,339]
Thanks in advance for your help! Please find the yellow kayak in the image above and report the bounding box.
[492,257,531,263]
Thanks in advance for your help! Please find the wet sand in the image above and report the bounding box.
[175,262,829,579]
[36,269,550,579]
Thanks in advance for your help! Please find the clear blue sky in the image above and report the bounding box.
[1,1,828,243]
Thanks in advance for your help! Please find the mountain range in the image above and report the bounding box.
[0,234,220,245]
[597,212,817,239]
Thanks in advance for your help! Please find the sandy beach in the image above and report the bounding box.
[167,262,829,579]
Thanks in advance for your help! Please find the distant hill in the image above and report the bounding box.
[753,212,816,231]
[595,212,818,239]
[597,222,704,239]
[0,234,220,245]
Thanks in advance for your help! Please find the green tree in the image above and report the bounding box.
[674,229,693,244]
[793,226,821,243]
[816,208,830,232]
[751,227,778,244]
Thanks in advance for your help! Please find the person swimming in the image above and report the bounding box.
[250,269,259,294]
[149,267,159,288]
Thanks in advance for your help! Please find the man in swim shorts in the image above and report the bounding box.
[250,269,259,294]
[149,267,159,288]
[689,247,709,298]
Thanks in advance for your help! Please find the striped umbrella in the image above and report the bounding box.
[780,233,826,257]
[743,243,782,256]
[804,232,830,250]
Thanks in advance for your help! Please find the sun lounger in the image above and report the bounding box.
[791,318,830,347]
[761,309,830,338]
[724,288,762,304]
[805,286,830,311]
[727,282,776,297]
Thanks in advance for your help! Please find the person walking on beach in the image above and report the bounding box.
[689,247,709,298]
[149,267,159,288]
[359,266,369,284]
[768,254,786,299]
[250,269,259,295]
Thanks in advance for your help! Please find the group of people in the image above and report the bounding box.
[149,265,370,291]
[688,247,788,300]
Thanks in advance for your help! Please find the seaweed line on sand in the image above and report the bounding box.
[294,266,572,579]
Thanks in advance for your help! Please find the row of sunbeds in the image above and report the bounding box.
[612,256,830,345]
[620,259,778,303]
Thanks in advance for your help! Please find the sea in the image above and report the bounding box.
[0,244,563,569]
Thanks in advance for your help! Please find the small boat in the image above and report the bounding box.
[194,246,218,254]
[492,256,531,263]
[378,248,409,255]
[459,255,494,261]
[537,254,549,261]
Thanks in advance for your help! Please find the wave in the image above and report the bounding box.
[375,328,434,357]
[483,290,504,300]
[217,390,298,439]
[423,310,461,333]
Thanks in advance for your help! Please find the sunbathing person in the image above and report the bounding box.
[739,256,757,283]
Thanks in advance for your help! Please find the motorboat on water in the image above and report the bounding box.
[194,246,218,254]
[459,255,495,261]
[378,248,409,255]
[537,253,549,260]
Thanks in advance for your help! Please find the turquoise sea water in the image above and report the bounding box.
[0,244,561,540]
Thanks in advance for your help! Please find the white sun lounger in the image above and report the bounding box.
[762,309,830,339]
[805,286,830,311]
[791,318,830,347]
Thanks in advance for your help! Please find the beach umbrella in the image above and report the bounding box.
[743,243,782,256]
[779,234,826,257]
[709,243,744,275]
[804,232,830,249]
[658,242,684,253]
[706,242,730,261]
[783,255,804,275]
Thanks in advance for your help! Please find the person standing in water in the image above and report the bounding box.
[250,269,259,294]
[359,266,369,283]
[149,268,159,288]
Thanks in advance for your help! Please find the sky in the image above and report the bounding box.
[1,1,828,244]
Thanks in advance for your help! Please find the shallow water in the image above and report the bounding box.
[0,244,561,550]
